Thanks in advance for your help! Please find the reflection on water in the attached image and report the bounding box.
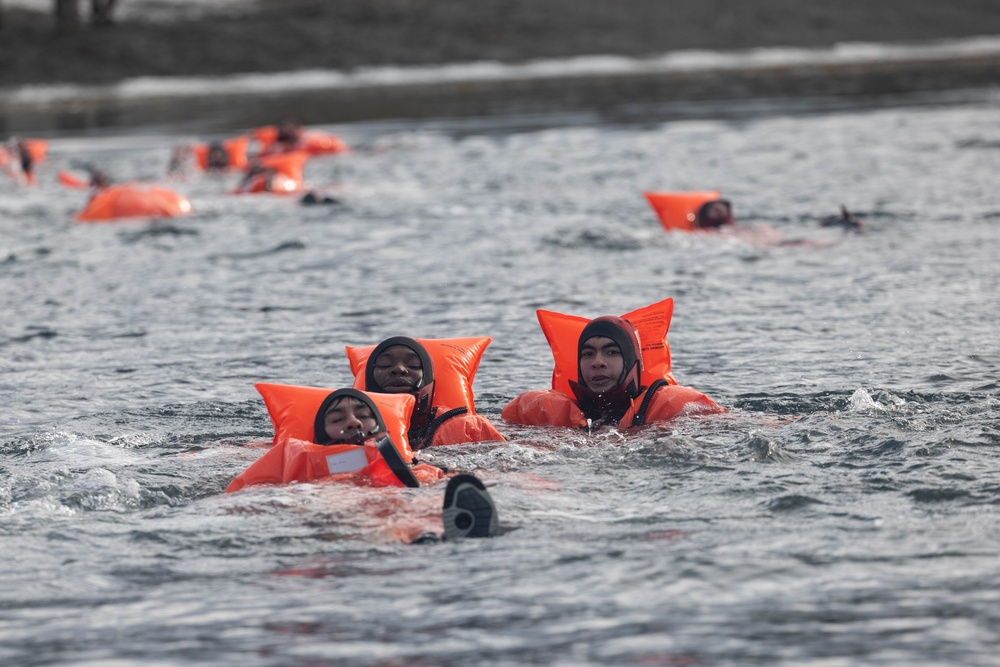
[2,96,1000,665]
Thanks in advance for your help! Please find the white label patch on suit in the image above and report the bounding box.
[325,448,369,474]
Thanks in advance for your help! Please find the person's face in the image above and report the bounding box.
[702,202,732,225]
[323,397,379,443]
[579,336,625,394]
[372,345,424,393]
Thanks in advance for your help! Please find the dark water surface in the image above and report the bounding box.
[2,96,999,666]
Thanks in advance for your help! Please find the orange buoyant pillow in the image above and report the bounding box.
[301,131,348,155]
[192,136,250,171]
[254,383,415,461]
[23,139,48,164]
[255,150,309,182]
[75,184,193,222]
[643,191,720,232]
[537,298,676,398]
[252,125,279,148]
[346,337,492,414]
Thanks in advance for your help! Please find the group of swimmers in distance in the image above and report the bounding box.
[227,310,723,543]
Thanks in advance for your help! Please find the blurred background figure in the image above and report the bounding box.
[821,205,865,232]
[695,199,736,229]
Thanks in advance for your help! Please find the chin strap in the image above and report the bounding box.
[413,382,435,416]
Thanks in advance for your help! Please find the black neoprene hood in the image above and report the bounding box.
[577,317,641,388]
[312,388,386,445]
[364,336,434,392]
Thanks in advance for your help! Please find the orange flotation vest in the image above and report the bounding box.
[252,125,290,155]
[58,170,90,189]
[501,383,721,429]
[347,337,505,448]
[502,297,723,429]
[421,413,504,447]
[257,150,309,181]
[192,136,250,171]
[538,297,677,400]
[75,184,193,222]
[233,151,308,194]
[225,435,445,492]
[346,337,492,415]
[226,384,443,493]
[254,126,349,156]
[257,383,413,455]
[643,190,721,232]
[299,130,349,155]
[234,169,302,195]
[22,139,48,165]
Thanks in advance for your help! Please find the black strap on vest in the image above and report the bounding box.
[412,406,469,450]
[375,436,420,488]
[631,379,669,427]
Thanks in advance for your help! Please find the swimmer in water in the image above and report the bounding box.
[228,387,500,540]
[503,316,722,430]
[1,138,35,185]
[821,205,864,232]
[362,337,505,449]
[89,169,112,190]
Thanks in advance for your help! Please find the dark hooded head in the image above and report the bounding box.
[695,199,734,229]
[17,140,34,173]
[276,120,302,145]
[313,388,387,445]
[206,141,230,170]
[577,316,643,396]
[364,336,435,418]
[569,316,644,424]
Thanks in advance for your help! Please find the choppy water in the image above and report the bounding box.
[2,95,999,666]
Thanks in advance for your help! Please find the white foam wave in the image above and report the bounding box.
[5,35,1000,107]
[848,388,908,413]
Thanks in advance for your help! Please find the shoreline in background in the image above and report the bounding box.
[3,36,1000,135]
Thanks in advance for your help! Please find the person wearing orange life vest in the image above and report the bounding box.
[502,316,722,430]
[226,387,499,540]
[364,337,505,449]
[225,388,427,491]
[1,138,35,185]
